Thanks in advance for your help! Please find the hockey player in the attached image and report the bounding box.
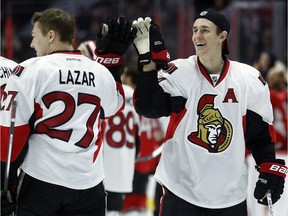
[78,38,141,216]
[0,8,136,215]
[122,116,165,215]
[131,9,287,215]
[102,81,141,216]
[0,56,19,215]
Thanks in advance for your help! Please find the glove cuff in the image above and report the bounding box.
[137,50,170,72]
[260,161,288,179]
[151,50,170,62]
[137,53,152,72]
[95,53,123,67]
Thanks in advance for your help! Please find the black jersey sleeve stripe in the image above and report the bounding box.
[245,109,275,165]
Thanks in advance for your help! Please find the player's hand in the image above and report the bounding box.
[132,17,170,72]
[1,190,17,216]
[254,159,287,205]
[133,17,151,55]
[95,17,137,67]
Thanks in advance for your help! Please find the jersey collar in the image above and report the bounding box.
[49,50,82,55]
[197,57,230,87]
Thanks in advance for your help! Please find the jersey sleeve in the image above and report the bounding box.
[97,64,125,118]
[134,71,186,118]
[246,72,274,123]
[244,68,276,164]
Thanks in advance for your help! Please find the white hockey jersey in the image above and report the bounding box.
[154,55,274,208]
[0,51,124,190]
[103,84,140,193]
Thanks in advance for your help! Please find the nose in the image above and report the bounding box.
[30,40,34,48]
[194,30,202,38]
[192,32,200,43]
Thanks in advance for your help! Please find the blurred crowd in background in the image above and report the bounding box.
[1,0,287,63]
[2,0,286,147]
[1,0,287,215]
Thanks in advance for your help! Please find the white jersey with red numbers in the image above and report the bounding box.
[0,56,18,87]
[0,51,124,190]
[103,84,140,193]
[154,55,274,208]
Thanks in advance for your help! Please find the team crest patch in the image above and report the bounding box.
[187,94,233,153]
[12,65,25,77]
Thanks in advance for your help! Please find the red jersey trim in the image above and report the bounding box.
[1,124,30,162]
[269,124,277,143]
[164,108,187,142]
[50,50,82,55]
[197,57,230,87]
[93,119,104,162]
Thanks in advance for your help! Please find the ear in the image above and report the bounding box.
[219,31,228,42]
[48,30,56,42]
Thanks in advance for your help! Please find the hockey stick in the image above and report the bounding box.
[266,190,274,216]
[3,100,17,196]
[135,144,164,162]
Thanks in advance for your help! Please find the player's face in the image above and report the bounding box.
[30,22,50,57]
[192,19,222,58]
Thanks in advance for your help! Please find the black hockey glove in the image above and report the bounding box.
[132,17,170,72]
[95,17,137,67]
[1,186,17,216]
[254,159,287,205]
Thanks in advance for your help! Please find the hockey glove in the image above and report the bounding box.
[254,159,287,205]
[133,17,170,72]
[95,17,137,67]
[1,186,17,216]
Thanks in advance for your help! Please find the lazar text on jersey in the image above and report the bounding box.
[59,69,95,86]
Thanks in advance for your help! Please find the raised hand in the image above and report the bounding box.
[95,17,137,67]
[132,17,170,72]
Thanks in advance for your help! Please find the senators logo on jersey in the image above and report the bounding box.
[188,94,233,153]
